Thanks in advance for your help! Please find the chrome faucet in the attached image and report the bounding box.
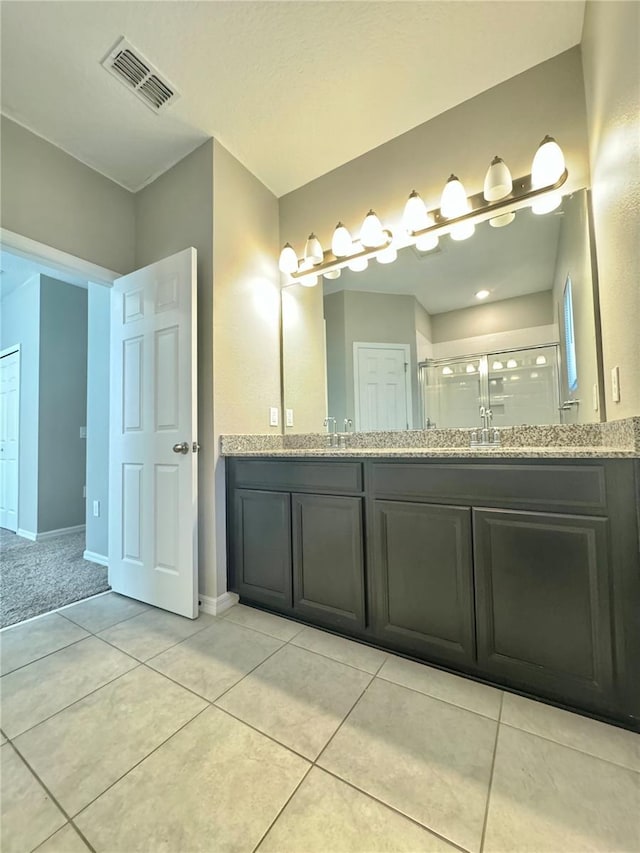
[324,416,337,447]
[338,419,354,450]
[471,406,500,447]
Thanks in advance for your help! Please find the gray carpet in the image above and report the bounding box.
[0,529,110,628]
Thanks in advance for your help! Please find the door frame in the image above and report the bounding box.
[353,341,412,431]
[0,345,21,532]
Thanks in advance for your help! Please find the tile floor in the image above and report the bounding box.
[1,593,639,853]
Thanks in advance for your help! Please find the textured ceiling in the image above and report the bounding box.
[0,1,585,196]
[323,203,564,315]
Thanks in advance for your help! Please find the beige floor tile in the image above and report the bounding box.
[258,767,459,853]
[34,824,90,852]
[14,667,207,815]
[222,604,304,641]
[484,725,640,853]
[319,678,497,853]
[61,592,150,633]
[148,618,283,700]
[291,626,387,674]
[0,636,137,738]
[501,691,640,772]
[75,706,309,853]
[378,654,503,720]
[0,613,88,675]
[97,608,215,661]
[0,743,66,853]
[217,644,371,759]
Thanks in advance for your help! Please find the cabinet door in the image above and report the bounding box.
[373,501,475,665]
[233,489,292,610]
[292,494,365,630]
[474,509,614,709]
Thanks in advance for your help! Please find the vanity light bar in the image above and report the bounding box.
[279,136,568,281]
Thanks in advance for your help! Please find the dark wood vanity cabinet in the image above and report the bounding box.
[227,456,640,728]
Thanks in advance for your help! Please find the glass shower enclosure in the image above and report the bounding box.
[419,344,560,429]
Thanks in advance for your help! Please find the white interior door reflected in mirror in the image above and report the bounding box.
[109,247,198,619]
[353,342,411,431]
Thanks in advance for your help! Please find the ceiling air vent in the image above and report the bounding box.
[102,37,180,113]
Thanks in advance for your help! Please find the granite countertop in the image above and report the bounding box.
[219,417,640,459]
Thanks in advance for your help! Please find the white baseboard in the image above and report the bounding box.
[199,591,239,616]
[17,528,37,541]
[36,524,86,542]
[83,550,108,567]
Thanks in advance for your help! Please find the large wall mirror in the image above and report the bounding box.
[281,189,605,433]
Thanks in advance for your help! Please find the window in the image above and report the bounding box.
[563,276,578,392]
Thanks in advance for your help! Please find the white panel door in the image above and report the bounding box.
[354,343,411,432]
[109,248,198,618]
[0,348,20,532]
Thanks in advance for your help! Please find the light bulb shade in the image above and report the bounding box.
[442,366,453,375]
[531,136,565,188]
[278,243,299,274]
[475,289,490,300]
[506,358,518,369]
[304,233,324,265]
[492,361,504,371]
[403,190,429,233]
[535,355,547,365]
[483,156,513,202]
[531,191,561,215]
[323,268,341,280]
[489,211,516,228]
[359,209,386,248]
[440,174,470,219]
[376,246,398,265]
[299,274,319,288]
[331,223,353,257]
[348,257,368,272]
[466,364,476,373]
[415,233,439,252]
[450,221,475,241]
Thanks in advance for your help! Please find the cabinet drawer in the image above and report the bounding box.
[371,462,607,514]
[231,459,363,494]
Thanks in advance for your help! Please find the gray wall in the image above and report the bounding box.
[1,117,135,274]
[582,1,640,418]
[431,291,554,344]
[0,276,41,534]
[135,139,216,599]
[37,277,87,532]
[86,284,111,557]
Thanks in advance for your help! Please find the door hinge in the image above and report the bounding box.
[192,442,200,453]
[404,362,408,373]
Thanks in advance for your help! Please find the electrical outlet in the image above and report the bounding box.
[611,366,621,403]
[93,500,100,518]
[80,426,87,439]
[269,407,279,427]
[286,408,294,428]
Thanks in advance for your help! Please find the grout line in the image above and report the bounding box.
[1,636,91,678]
[0,591,112,633]
[58,605,153,634]
[211,703,312,764]
[69,705,211,822]
[315,766,472,853]
[249,764,314,853]
[313,672,375,766]
[7,662,143,741]
[222,613,306,643]
[479,692,503,853]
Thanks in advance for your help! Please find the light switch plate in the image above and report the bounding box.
[286,408,294,428]
[269,407,279,427]
[611,366,621,402]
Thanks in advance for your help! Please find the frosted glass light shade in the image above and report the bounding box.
[506,358,518,369]
[440,174,470,218]
[442,366,453,375]
[376,246,398,265]
[331,222,353,257]
[403,190,429,233]
[360,210,386,248]
[489,211,515,228]
[348,257,368,272]
[300,274,319,288]
[535,355,547,365]
[323,268,341,280]
[531,136,565,188]
[278,243,298,274]
[532,192,561,215]
[492,361,504,371]
[466,364,476,373]
[484,156,513,202]
[450,221,475,241]
[415,233,439,252]
[304,233,324,265]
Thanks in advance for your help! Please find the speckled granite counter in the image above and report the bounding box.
[220,417,640,458]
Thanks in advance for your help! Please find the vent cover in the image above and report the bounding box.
[102,37,180,113]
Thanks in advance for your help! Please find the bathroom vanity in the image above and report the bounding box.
[224,433,640,731]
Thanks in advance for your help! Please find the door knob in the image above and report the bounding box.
[172,442,190,454]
